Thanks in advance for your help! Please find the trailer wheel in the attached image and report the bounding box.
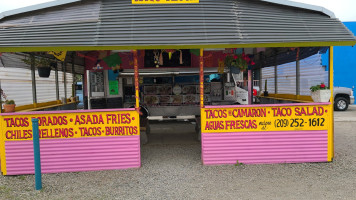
[334,97,348,111]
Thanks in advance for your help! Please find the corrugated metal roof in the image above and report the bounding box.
[0,0,336,20]
[0,0,354,51]
[260,0,335,18]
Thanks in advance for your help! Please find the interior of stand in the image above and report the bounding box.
[1,47,330,145]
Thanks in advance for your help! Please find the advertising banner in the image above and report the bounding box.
[202,105,331,133]
[0,110,140,141]
[132,0,199,4]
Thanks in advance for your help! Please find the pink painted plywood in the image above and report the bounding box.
[5,136,140,175]
[202,131,328,165]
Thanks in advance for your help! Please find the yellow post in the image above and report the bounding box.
[132,50,140,113]
[199,49,204,108]
[0,116,6,175]
[328,46,334,161]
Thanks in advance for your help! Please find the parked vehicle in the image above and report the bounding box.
[334,87,354,111]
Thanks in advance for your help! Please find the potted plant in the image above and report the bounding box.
[22,55,56,78]
[264,79,269,96]
[224,51,254,74]
[310,83,331,102]
[224,55,247,74]
[1,89,16,113]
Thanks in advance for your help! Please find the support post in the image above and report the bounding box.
[199,49,204,108]
[31,54,37,106]
[133,50,140,113]
[329,46,334,161]
[0,81,2,113]
[86,70,91,110]
[32,118,42,190]
[55,63,60,102]
[296,48,300,97]
[63,62,67,104]
[248,69,252,105]
[259,68,262,96]
[274,65,277,96]
[72,53,76,98]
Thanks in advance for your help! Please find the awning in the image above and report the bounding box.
[0,0,355,52]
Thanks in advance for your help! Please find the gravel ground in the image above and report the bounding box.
[1,120,355,200]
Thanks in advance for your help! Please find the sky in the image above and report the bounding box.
[0,0,356,21]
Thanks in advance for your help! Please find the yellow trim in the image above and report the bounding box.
[14,100,60,112]
[328,46,334,162]
[132,0,199,4]
[0,116,7,175]
[261,94,313,103]
[0,41,355,52]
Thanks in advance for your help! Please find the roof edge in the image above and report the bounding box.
[0,0,82,20]
[260,0,336,18]
[0,0,337,21]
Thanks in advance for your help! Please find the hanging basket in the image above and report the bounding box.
[229,66,240,74]
[311,90,331,102]
[3,104,16,113]
[38,67,51,78]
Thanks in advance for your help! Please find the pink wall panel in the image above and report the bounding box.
[202,131,328,165]
[5,136,140,175]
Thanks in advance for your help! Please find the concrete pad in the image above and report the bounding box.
[146,121,199,145]
[334,105,356,122]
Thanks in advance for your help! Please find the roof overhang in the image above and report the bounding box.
[260,0,335,18]
[0,0,336,20]
[1,41,355,53]
[0,0,81,20]
[0,0,354,53]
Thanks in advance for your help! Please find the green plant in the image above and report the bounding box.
[0,89,15,105]
[22,55,53,68]
[3,100,15,105]
[310,83,329,92]
[234,160,244,166]
[224,55,248,71]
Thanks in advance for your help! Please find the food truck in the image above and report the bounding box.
[0,0,355,175]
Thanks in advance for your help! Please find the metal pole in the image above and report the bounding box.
[55,63,60,102]
[0,80,2,113]
[63,62,67,104]
[86,70,91,110]
[133,50,140,112]
[259,68,262,96]
[329,46,334,160]
[72,53,76,98]
[31,54,37,105]
[199,49,204,108]
[296,48,300,96]
[274,65,278,95]
[248,69,252,105]
[32,118,42,190]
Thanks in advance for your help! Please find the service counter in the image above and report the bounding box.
[0,108,140,175]
[201,102,333,165]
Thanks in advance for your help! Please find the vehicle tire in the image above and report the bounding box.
[334,97,349,111]
[140,130,148,145]
[145,120,150,135]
